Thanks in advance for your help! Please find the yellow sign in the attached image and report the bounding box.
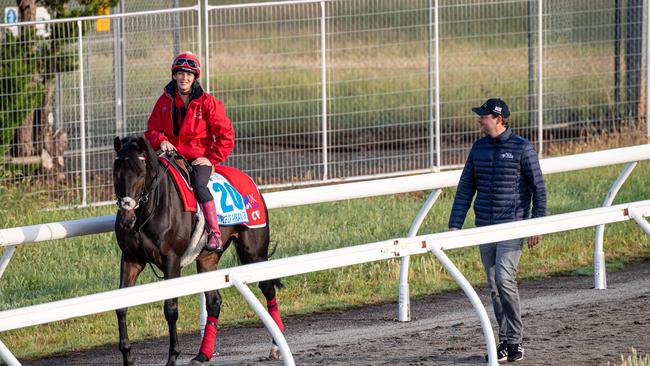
[95,7,110,32]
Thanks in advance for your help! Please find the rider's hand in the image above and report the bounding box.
[192,157,212,167]
[160,140,176,152]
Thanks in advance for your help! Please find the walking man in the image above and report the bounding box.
[448,98,547,362]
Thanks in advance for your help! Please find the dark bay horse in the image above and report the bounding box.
[113,136,283,366]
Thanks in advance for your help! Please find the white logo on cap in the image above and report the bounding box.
[494,106,502,113]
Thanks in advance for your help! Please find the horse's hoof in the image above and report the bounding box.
[189,352,209,366]
[269,344,282,360]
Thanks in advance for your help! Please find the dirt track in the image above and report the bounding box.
[26,260,650,366]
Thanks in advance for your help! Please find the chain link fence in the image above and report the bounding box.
[0,0,648,208]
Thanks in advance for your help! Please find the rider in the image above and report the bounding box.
[144,51,234,253]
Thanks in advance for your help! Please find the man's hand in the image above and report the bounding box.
[527,235,542,249]
[192,157,212,167]
[160,140,176,152]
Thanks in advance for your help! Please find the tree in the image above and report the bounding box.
[1,0,117,178]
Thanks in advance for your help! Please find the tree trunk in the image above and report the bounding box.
[18,0,36,22]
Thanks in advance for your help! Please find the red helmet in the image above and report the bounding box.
[171,52,201,79]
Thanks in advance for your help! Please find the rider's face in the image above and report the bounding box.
[173,71,195,94]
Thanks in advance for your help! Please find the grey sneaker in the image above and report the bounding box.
[507,343,524,362]
[485,341,508,362]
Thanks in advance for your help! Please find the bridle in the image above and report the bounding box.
[114,153,170,226]
[115,155,153,212]
[114,150,173,279]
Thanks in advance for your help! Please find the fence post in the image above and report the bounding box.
[78,20,87,207]
[647,0,650,142]
[434,0,441,171]
[0,339,20,366]
[538,0,543,157]
[320,1,328,181]
[172,0,181,55]
[594,161,637,289]
[114,1,126,137]
[230,275,295,366]
[428,244,498,366]
[398,188,442,322]
[203,0,210,93]
[197,0,202,81]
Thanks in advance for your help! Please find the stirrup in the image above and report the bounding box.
[205,232,224,253]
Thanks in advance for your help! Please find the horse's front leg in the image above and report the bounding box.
[190,253,222,366]
[116,254,144,366]
[164,256,182,366]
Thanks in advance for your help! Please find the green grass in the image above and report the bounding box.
[0,160,649,359]
[609,349,650,366]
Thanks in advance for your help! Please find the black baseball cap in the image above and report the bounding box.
[472,98,510,118]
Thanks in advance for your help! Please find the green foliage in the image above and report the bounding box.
[0,0,119,156]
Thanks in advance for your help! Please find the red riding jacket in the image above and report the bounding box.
[145,81,235,167]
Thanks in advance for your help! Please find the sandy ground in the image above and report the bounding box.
[25,260,650,366]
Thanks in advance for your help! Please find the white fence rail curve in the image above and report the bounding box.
[1,200,649,366]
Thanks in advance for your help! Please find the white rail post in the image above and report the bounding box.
[629,207,650,235]
[398,189,442,322]
[199,293,207,338]
[428,244,498,366]
[320,1,328,181]
[230,274,295,366]
[0,245,17,279]
[78,20,87,207]
[594,162,637,289]
[0,339,21,366]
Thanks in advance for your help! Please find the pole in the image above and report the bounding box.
[527,0,535,139]
[593,162,637,289]
[537,0,543,157]
[398,189,442,322]
[78,20,87,207]
[114,1,125,137]
[320,1,328,180]
[434,0,441,170]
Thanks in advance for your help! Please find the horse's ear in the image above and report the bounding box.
[136,136,157,162]
[114,136,122,153]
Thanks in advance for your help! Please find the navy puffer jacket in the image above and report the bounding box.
[448,128,546,229]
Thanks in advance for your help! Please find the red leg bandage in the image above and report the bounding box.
[199,316,218,359]
[267,297,285,333]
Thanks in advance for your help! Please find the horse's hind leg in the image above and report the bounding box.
[190,253,222,366]
[237,227,285,360]
[116,254,144,366]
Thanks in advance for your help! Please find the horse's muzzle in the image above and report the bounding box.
[118,209,137,230]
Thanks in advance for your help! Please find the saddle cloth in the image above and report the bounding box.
[160,157,197,213]
[160,157,267,228]
[212,165,267,228]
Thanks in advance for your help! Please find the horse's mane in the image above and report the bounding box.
[115,135,162,173]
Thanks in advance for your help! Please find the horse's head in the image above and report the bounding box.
[113,136,158,230]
